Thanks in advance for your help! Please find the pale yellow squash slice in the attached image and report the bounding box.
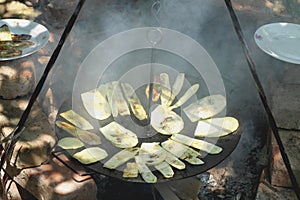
[72,147,108,165]
[162,140,203,165]
[135,156,157,183]
[103,147,139,169]
[111,82,130,117]
[183,94,226,122]
[81,89,111,120]
[154,161,174,178]
[105,82,119,117]
[171,134,222,154]
[139,142,166,166]
[195,117,239,137]
[99,121,138,148]
[151,105,184,135]
[169,84,199,110]
[160,73,173,106]
[123,162,139,178]
[161,139,200,159]
[59,110,93,130]
[184,157,204,165]
[121,83,147,121]
[57,137,84,150]
[55,121,101,145]
[145,75,161,102]
[96,83,108,97]
[163,149,186,170]
[168,73,185,104]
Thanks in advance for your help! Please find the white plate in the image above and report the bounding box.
[0,19,49,61]
[254,22,300,64]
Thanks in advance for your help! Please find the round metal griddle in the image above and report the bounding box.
[55,27,241,183]
[55,90,241,183]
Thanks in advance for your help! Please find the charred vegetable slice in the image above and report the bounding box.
[121,83,147,121]
[171,134,222,154]
[154,161,174,178]
[99,121,138,148]
[151,105,184,135]
[123,162,139,178]
[57,137,84,150]
[81,89,111,120]
[183,94,226,122]
[55,121,101,145]
[135,156,157,183]
[104,147,139,169]
[0,41,34,50]
[0,24,32,41]
[195,117,239,137]
[59,110,93,130]
[0,49,21,57]
[139,143,166,166]
[72,147,108,165]
[169,84,199,110]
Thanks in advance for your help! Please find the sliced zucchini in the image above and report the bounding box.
[160,73,173,106]
[163,149,186,170]
[59,110,93,130]
[135,156,157,183]
[168,73,185,104]
[161,139,200,159]
[123,162,139,178]
[103,147,139,169]
[111,82,130,117]
[81,89,111,120]
[55,121,101,145]
[57,137,84,150]
[99,121,138,148]
[171,134,222,154]
[121,83,147,121]
[195,117,239,137]
[154,161,174,178]
[151,105,184,135]
[139,142,166,166]
[183,94,226,122]
[72,147,108,165]
[169,84,199,110]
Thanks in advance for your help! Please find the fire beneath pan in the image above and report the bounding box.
[55,71,241,183]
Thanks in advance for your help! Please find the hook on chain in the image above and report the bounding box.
[151,0,161,26]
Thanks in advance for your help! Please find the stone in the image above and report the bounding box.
[270,130,300,188]
[39,0,79,28]
[168,177,201,200]
[256,182,297,200]
[3,153,97,200]
[270,84,300,130]
[281,67,300,85]
[0,98,56,169]
[2,1,41,20]
[1,172,36,200]
[0,60,35,99]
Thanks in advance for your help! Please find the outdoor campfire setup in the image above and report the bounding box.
[4,0,300,199]
[44,0,269,198]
